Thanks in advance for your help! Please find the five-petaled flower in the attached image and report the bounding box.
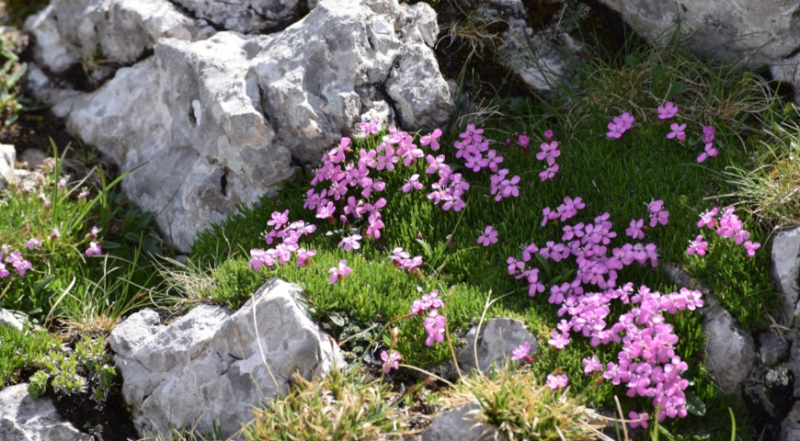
[511,341,533,364]
[328,260,352,284]
[686,235,708,256]
[380,350,401,373]
[477,226,499,247]
[666,123,686,141]
[657,102,678,120]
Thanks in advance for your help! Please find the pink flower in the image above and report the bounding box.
[402,174,424,193]
[697,207,718,229]
[607,122,624,139]
[666,123,686,141]
[50,229,61,240]
[26,238,42,250]
[85,242,102,257]
[657,102,678,120]
[629,411,649,429]
[90,226,101,238]
[536,141,561,165]
[546,374,568,390]
[359,119,380,136]
[267,210,290,229]
[647,200,669,227]
[381,350,401,373]
[296,248,316,266]
[0,263,8,278]
[250,249,275,270]
[477,226,498,247]
[420,128,442,151]
[338,234,362,252]
[582,355,603,374]
[702,125,715,144]
[548,331,570,350]
[543,129,554,141]
[539,163,559,181]
[625,219,645,240]
[686,235,708,256]
[511,341,532,363]
[744,241,760,258]
[423,315,446,346]
[328,260,352,284]
[5,252,32,276]
[697,143,718,163]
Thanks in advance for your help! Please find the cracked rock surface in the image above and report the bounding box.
[28,0,453,252]
[0,384,92,441]
[108,278,344,439]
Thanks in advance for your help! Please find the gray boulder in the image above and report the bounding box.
[419,401,499,441]
[661,263,755,397]
[782,400,800,441]
[457,318,538,375]
[24,0,215,78]
[0,384,92,441]
[41,0,452,252]
[772,227,800,327]
[108,278,344,439]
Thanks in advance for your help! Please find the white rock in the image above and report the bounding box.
[457,318,538,375]
[0,384,92,441]
[24,0,215,75]
[109,278,344,439]
[0,308,22,331]
[0,144,14,189]
[46,0,452,251]
[772,227,800,326]
[420,401,499,441]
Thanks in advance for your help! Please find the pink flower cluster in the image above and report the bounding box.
[697,126,718,163]
[250,210,318,269]
[390,247,423,273]
[690,206,760,258]
[541,196,585,226]
[606,112,635,138]
[559,283,703,421]
[536,129,561,181]
[450,124,520,202]
[410,290,447,346]
[1,250,32,277]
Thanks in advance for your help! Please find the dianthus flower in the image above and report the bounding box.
[328,260,352,284]
[686,235,708,256]
[647,200,669,227]
[338,234,362,252]
[26,238,42,250]
[296,248,316,266]
[511,341,533,363]
[536,141,560,165]
[744,240,760,258]
[420,128,442,151]
[697,207,718,229]
[625,219,645,240]
[477,226,498,247]
[546,374,568,390]
[629,412,649,429]
[423,315,446,346]
[85,242,102,257]
[381,350,401,373]
[657,102,678,120]
[666,123,686,141]
[539,164,559,181]
[582,355,603,374]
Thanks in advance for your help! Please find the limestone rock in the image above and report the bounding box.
[45,0,452,251]
[24,0,215,76]
[457,318,538,375]
[0,144,14,189]
[772,227,800,327]
[170,0,310,34]
[704,304,755,397]
[420,401,499,441]
[0,384,92,441]
[0,309,22,331]
[596,0,800,62]
[108,278,344,439]
[760,331,790,368]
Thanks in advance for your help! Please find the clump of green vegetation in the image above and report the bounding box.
[0,324,59,387]
[445,366,605,441]
[0,144,164,340]
[243,369,408,441]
